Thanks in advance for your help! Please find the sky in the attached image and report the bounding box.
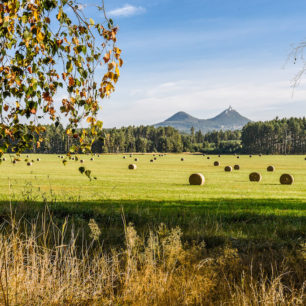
[81,0,306,127]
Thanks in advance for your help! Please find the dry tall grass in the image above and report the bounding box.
[0,215,304,305]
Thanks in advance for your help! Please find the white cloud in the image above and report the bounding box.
[109,4,146,17]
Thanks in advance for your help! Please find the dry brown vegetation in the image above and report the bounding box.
[0,214,304,305]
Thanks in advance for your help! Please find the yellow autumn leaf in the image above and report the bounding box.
[37,31,44,42]
[33,10,38,21]
[115,65,120,76]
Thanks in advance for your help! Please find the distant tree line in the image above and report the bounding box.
[4,117,305,154]
[241,117,306,154]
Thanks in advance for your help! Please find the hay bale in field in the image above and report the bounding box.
[249,155,252,158]
[259,154,262,157]
[130,154,133,157]
[224,166,232,172]
[79,166,85,174]
[218,155,221,157]
[181,158,184,161]
[207,157,210,160]
[90,158,94,161]
[2,158,5,161]
[234,165,240,170]
[98,155,100,157]
[36,158,40,162]
[128,164,137,170]
[134,158,138,162]
[214,161,220,166]
[154,157,157,160]
[13,160,16,164]
[280,174,294,185]
[267,165,275,172]
[236,156,240,159]
[27,162,32,166]
[249,172,262,182]
[150,159,154,162]
[123,156,126,159]
[80,160,84,163]
[189,173,205,185]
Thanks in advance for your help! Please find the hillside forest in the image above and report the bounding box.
[5,117,306,155]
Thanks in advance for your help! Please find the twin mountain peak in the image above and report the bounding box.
[154,106,251,133]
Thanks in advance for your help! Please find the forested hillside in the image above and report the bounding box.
[242,117,306,154]
[6,118,305,154]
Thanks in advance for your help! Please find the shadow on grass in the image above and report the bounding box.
[0,197,304,250]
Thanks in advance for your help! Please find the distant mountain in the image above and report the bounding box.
[154,106,251,133]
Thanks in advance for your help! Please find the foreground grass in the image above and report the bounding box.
[0,214,304,305]
[0,154,304,304]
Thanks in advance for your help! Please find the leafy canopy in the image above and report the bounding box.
[0,0,122,155]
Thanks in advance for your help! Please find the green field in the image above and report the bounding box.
[1,153,305,202]
[0,153,304,247]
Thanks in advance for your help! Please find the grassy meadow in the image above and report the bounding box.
[0,153,304,304]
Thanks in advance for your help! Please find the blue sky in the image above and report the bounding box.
[81,0,306,127]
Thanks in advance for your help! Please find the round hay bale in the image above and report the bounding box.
[181,158,184,161]
[280,174,294,185]
[249,172,262,182]
[236,156,240,159]
[90,158,94,161]
[27,162,32,166]
[203,154,206,156]
[150,159,154,162]
[154,157,157,160]
[2,158,6,161]
[189,173,205,186]
[123,156,126,159]
[36,158,40,161]
[98,155,100,157]
[134,158,138,162]
[207,157,210,160]
[218,155,221,157]
[259,154,262,157]
[224,166,232,172]
[13,160,16,164]
[128,164,137,170]
[234,164,240,170]
[267,165,275,172]
[26,155,29,158]
[214,161,220,166]
[249,155,252,158]
[130,154,133,157]
[80,160,84,163]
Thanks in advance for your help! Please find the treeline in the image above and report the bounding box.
[241,117,306,154]
[17,125,241,154]
[7,117,305,154]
